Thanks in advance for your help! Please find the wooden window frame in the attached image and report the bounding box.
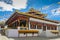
[30,24,36,29]
[37,25,42,29]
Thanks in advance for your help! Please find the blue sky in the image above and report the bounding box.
[0,0,60,21]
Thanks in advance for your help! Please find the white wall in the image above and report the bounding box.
[5,29,18,37]
[30,18,58,25]
[29,18,43,34]
[29,18,60,37]
[58,25,60,31]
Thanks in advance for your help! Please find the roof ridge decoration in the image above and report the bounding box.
[6,8,60,25]
[28,8,47,17]
[29,8,41,14]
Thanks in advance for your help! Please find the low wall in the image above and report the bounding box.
[46,30,59,37]
[5,29,59,37]
[38,30,59,37]
[5,29,18,37]
[5,29,39,37]
[19,33,38,37]
[18,30,39,37]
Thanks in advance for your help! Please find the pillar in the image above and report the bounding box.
[29,21,30,30]
[57,25,58,30]
[18,19,20,26]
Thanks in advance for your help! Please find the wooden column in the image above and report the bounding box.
[57,26,58,30]
[18,19,20,26]
[29,21,30,30]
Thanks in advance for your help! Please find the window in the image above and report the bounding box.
[51,27,54,30]
[37,25,42,29]
[47,26,51,30]
[14,22,17,27]
[51,27,57,30]
[12,23,16,29]
[20,20,26,27]
[47,25,57,30]
[54,27,57,30]
[16,21,19,26]
[30,24,36,29]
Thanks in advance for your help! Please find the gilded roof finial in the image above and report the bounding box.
[29,8,41,14]
[15,10,21,13]
[29,8,35,12]
[15,10,19,12]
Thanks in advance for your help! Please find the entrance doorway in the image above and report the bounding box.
[20,20,27,27]
[43,26,46,31]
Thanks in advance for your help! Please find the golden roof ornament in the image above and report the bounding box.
[15,10,21,13]
[29,8,42,14]
[15,10,19,12]
[29,8,36,12]
[28,8,47,17]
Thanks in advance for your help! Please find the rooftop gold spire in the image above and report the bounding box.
[29,8,39,12]
[29,8,40,14]
[28,8,47,17]
[29,8,35,12]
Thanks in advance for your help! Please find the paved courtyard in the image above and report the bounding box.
[0,33,60,40]
[7,37,60,40]
[1,35,60,40]
[9,37,49,40]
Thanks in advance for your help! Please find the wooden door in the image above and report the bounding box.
[43,26,46,31]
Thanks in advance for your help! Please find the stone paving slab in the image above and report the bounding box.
[8,37,49,40]
[8,37,60,40]
[50,38,60,40]
[1,36,60,40]
[0,34,14,40]
[0,33,60,40]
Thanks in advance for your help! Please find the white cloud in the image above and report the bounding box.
[0,2,13,11]
[51,8,60,16]
[0,18,7,23]
[0,0,27,11]
[46,8,60,19]
[40,3,57,10]
[39,6,50,11]
[42,6,49,10]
